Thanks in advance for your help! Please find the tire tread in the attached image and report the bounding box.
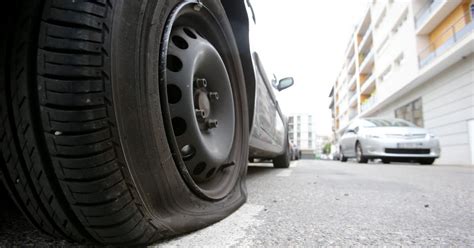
[0,0,158,245]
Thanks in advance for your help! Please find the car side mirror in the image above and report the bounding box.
[277,77,294,91]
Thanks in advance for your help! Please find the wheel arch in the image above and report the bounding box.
[355,139,361,153]
[220,0,256,130]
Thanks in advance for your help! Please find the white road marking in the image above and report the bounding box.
[156,204,265,248]
[291,161,300,168]
[276,169,293,177]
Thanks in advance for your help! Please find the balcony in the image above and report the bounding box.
[349,91,358,106]
[415,0,463,34]
[347,55,357,75]
[345,37,356,59]
[359,50,374,73]
[359,27,373,53]
[415,0,444,29]
[360,73,375,92]
[361,94,378,113]
[348,74,357,91]
[418,13,474,68]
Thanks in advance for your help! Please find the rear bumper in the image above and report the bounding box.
[361,137,440,159]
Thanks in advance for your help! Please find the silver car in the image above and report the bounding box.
[339,118,440,165]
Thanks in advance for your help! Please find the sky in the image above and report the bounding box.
[251,0,370,136]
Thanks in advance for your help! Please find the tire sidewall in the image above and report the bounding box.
[111,0,248,233]
[356,142,363,163]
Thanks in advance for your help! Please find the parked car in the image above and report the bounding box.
[247,54,294,167]
[289,142,301,160]
[339,118,440,165]
[246,1,294,167]
[0,0,290,245]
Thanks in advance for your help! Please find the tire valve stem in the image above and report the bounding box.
[194,1,203,12]
[195,109,206,121]
[208,92,219,101]
[194,78,208,88]
[206,119,218,129]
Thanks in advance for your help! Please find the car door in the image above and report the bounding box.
[249,53,285,154]
[342,121,359,157]
[246,0,289,156]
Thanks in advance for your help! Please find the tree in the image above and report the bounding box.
[322,143,331,155]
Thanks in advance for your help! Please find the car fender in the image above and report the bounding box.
[221,0,256,130]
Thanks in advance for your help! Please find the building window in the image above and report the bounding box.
[395,98,424,127]
[394,52,404,67]
[308,140,312,148]
[379,65,392,83]
[376,36,389,55]
[391,8,408,34]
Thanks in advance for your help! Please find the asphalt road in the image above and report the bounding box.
[1,160,473,246]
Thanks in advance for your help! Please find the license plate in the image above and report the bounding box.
[397,142,423,148]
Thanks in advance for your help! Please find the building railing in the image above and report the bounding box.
[346,54,356,74]
[359,27,373,50]
[415,0,443,28]
[418,12,473,68]
[349,92,358,105]
[344,33,356,57]
[360,73,374,88]
[359,50,374,70]
[349,73,357,87]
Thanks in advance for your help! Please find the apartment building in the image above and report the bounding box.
[329,0,474,165]
[288,114,318,158]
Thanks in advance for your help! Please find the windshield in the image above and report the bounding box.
[361,119,416,127]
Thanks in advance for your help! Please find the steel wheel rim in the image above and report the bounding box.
[159,1,242,200]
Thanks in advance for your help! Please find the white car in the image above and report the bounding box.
[339,118,440,165]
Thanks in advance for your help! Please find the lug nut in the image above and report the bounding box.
[208,92,219,101]
[206,119,218,129]
[195,78,207,88]
[195,109,205,121]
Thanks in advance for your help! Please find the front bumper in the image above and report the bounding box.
[361,136,441,158]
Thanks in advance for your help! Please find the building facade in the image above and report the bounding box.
[329,0,474,165]
[288,114,318,158]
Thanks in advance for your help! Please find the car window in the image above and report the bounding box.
[359,119,377,128]
[348,120,358,130]
[363,119,416,127]
[345,121,358,134]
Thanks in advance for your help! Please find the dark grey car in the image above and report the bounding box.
[244,0,294,168]
[248,53,294,168]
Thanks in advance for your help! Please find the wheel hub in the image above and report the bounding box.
[165,26,235,183]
